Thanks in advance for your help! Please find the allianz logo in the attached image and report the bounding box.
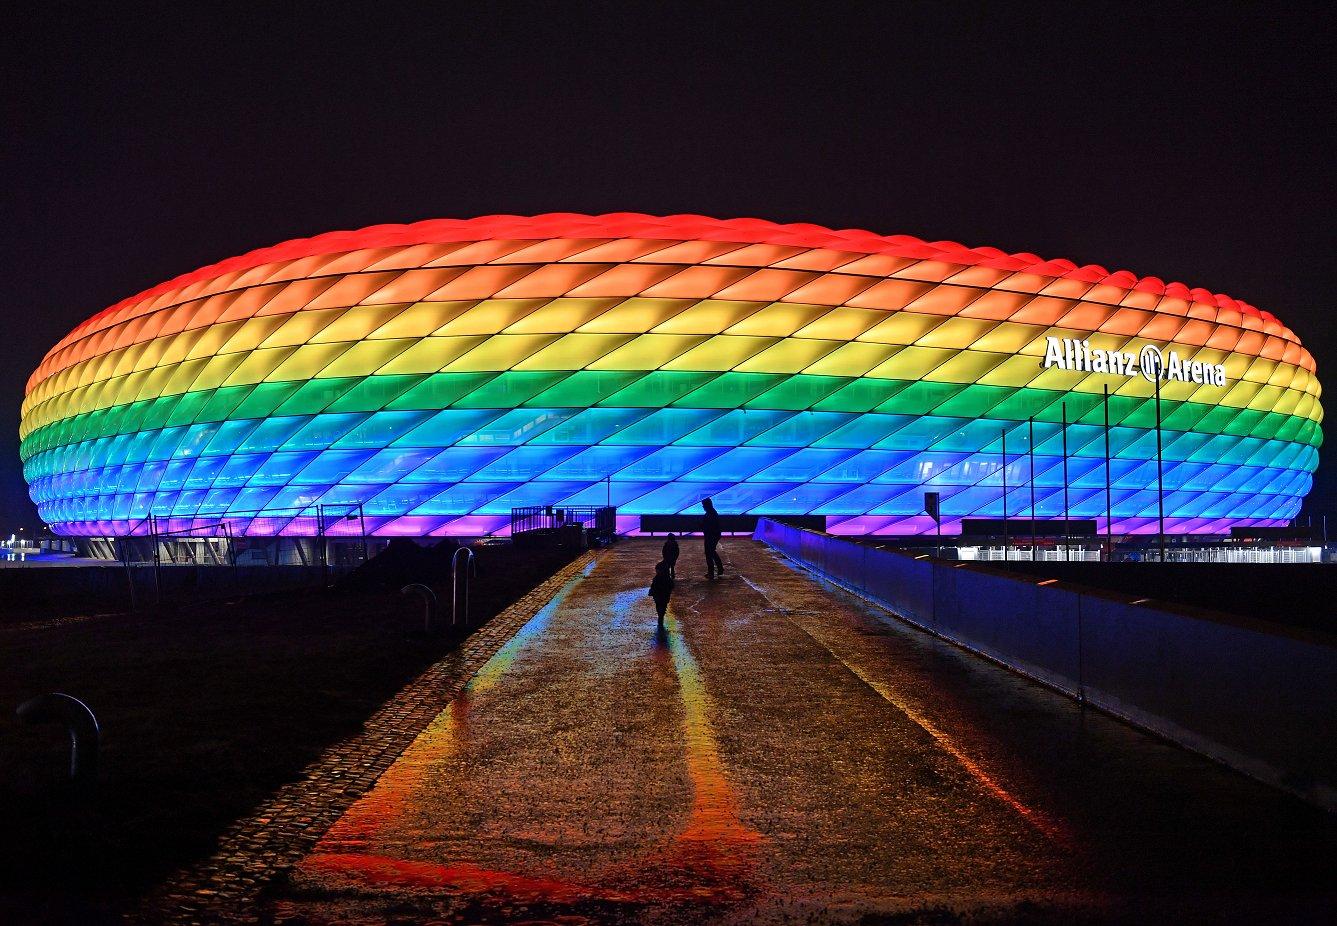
[1041,336,1228,387]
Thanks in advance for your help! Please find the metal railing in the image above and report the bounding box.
[510,506,616,545]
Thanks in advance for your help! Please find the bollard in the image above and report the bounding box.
[17,693,99,793]
[400,583,439,634]
[451,546,476,627]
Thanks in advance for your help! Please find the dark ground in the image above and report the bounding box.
[266,539,1337,925]
[0,540,579,924]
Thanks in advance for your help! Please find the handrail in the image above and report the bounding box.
[17,693,100,793]
[451,546,476,627]
[400,583,438,634]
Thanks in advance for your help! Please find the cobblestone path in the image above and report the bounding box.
[249,538,1337,924]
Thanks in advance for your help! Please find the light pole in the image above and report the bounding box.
[1001,428,1008,561]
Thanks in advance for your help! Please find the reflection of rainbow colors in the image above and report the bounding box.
[20,214,1321,536]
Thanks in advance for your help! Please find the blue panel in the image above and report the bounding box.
[622,481,733,515]
[282,414,368,451]
[248,451,320,487]
[332,410,435,449]
[617,446,729,481]
[466,445,584,481]
[414,482,522,515]
[403,446,510,483]
[455,409,575,446]
[604,408,727,445]
[345,448,440,484]
[292,449,378,486]
[527,407,655,445]
[747,411,855,447]
[239,417,312,454]
[813,413,910,449]
[539,445,657,480]
[680,447,795,482]
[675,409,792,446]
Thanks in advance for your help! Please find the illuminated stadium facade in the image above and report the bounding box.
[20,214,1322,537]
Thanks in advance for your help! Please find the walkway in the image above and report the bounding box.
[266,538,1336,924]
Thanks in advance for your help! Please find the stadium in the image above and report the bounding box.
[18,214,1322,539]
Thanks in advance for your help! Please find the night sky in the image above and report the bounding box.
[3,5,1333,532]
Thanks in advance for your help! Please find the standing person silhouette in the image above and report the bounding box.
[648,560,673,629]
[662,533,680,578]
[702,497,724,579]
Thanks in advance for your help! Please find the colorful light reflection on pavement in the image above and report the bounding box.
[270,539,1337,924]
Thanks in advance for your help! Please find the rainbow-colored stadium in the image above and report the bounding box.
[19,214,1322,537]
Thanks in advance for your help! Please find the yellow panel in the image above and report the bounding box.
[258,308,346,348]
[184,353,249,392]
[864,346,957,381]
[786,304,882,340]
[972,322,1043,354]
[914,317,996,350]
[132,334,171,373]
[434,299,548,336]
[131,365,179,402]
[1241,357,1278,385]
[112,342,151,378]
[442,334,563,372]
[585,334,708,370]
[973,355,1048,388]
[369,301,476,339]
[857,312,944,346]
[317,338,419,377]
[1023,365,1089,392]
[723,302,829,337]
[216,316,289,355]
[922,350,1008,383]
[576,298,689,333]
[310,304,405,344]
[502,298,622,334]
[663,335,777,371]
[650,300,764,334]
[733,338,840,374]
[802,342,901,377]
[221,347,298,387]
[511,333,635,370]
[156,327,209,367]
[1250,384,1289,414]
[161,358,211,398]
[263,343,353,382]
[376,336,489,375]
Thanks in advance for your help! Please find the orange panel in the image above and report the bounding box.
[304,272,404,310]
[565,263,682,297]
[641,266,752,298]
[426,265,537,300]
[845,279,932,311]
[493,263,609,298]
[361,267,466,305]
[714,268,816,301]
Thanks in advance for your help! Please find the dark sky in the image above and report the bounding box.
[3,4,1333,531]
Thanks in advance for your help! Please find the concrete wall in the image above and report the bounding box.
[755,518,1337,811]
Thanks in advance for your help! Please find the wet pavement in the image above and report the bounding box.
[266,538,1337,925]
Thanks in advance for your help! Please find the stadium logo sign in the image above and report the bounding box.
[1041,336,1227,386]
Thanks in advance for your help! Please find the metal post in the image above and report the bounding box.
[359,503,369,564]
[1061,402,1070,562]
[17,693,99,794]
[1028,416,1037,559]
[149,514,162,607]
[451,546,476,626]
[317,505,329,588]
[1001,428,1008,561]
[1154,372,1166,562]
[1103,384,1113,561]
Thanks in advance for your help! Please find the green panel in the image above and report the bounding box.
[386,372,499,410]
[163,390,215,427]
[197,385,253,424]
[931,384,1013,419]
[527,370,646,408]
[452,371,570,408]
[234,381,307,419]
[273,378,361,416]
[875,381,966,416]
[747,375,851,410]
[601,371,719,407]
[675,372,786,409]
[811,378,910,413]
[326,374,427,413]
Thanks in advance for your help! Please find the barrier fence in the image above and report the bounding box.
[754,517,1337,811]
